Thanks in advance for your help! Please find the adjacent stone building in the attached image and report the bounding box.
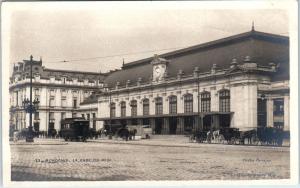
[9,56,105,133]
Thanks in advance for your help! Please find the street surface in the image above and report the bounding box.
[10,136,290,181]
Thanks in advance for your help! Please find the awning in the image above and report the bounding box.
[95,111,233,121]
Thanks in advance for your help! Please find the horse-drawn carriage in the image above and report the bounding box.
[240,127,285,146]
[215,127,240,144]
[60,117,90,142]
[102,124,152,141]
[190,126,286,146]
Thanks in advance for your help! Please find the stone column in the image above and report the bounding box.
[150,118,155,131]
[284,96,289,131]
[193,116,198,131]
[176,117,184,134]
[163,118,169,134]
[266,99,274,127]
[212,115,219,129]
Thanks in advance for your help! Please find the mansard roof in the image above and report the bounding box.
[12,59,106,82]
[103,30,289,87]
[80,93,98,105]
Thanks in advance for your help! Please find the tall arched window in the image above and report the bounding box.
[110,102,116,117]
[169,96,177,114]
[184,94,193,113]
[219,89,230,112]
[201,92,211,112]
[143,99,150,115]
[130,100,137,116]
[155,97,163,115]
[120,101,126,117]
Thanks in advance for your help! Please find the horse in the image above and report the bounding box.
[240,129,257,145]
[212,130,220,143]
[206,130,213,143]
[117,128,130,141]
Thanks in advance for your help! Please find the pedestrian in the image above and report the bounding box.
[13,131,18,142]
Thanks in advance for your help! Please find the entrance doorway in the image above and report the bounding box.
[257,99,267,128]
[169,117,177,134]
[155,118,163,134]
[120,120,127,127]
[184,116,193,133]
[34,122,40,132]
[131,119,138,125]
[143,118,150,126]
[203,115,212,131]
[219,114,231,128]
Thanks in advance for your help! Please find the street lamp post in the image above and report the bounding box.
[197,74,201,132]
[22,55,40,142]
[104,84,112,139]
[108,89,112,139]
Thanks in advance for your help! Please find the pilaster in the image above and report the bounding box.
[284,95,290,131]
[267,99,274,127]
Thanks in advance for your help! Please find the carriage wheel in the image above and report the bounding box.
[251,135,259,145]
[218,134,225,144]
[189,135,194,143]
[230,137,236,145]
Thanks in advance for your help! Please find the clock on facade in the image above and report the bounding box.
[151,54,169,82]
[153,64,166,81]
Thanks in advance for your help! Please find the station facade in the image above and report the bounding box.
[96,29,290,134]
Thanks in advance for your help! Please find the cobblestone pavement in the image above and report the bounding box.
[11,136,290,181]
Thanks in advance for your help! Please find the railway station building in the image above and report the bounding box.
[9,28,289,134]
[95,29,289,134]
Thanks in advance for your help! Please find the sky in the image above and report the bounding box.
[4,2,290,74]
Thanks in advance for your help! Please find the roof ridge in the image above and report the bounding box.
[43,68,103,75]
[121,30,288,69]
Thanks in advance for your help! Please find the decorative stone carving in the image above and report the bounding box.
[211,64,217,74]
[243,56,257,68]
[126,80,131,87]
[193,66,200,77]
[177,69,184,79]
[116,82,120,89]
[230,58,238,68]
[269,62,276,71]
[137,77,142,86]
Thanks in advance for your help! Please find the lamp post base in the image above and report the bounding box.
[26,129,34,142]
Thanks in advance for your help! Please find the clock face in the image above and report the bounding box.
[153,65,166,81]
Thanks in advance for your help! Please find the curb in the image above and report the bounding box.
[10,142,68,146]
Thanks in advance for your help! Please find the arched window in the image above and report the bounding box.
[169,96,177,114]
[184,94,193,113]
[143,99,150,115]
[130,100,137,116]
[201,92,211,112]
[110,102,116,117]
[120,101,126,117]
[155,97,163,115]
[219,89,230,112]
